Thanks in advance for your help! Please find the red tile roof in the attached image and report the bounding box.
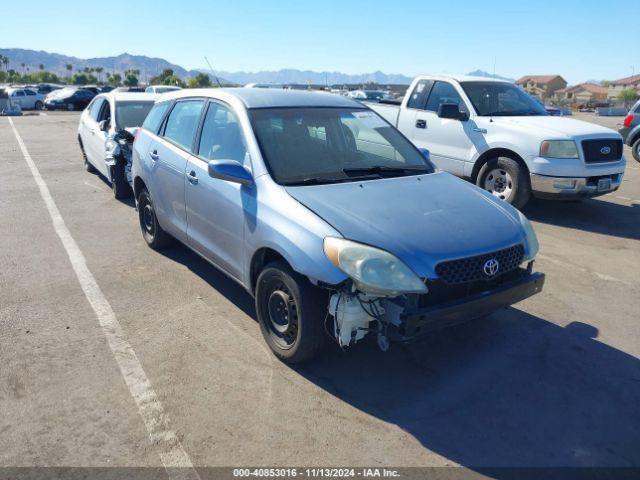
[516,75,563,85]
[610,74,640,86]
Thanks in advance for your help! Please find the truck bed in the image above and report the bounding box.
[367,101,401,126]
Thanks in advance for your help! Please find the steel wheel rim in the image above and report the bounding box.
[142,203,155,237]
[264,281,299,349]
[484,168,514,201]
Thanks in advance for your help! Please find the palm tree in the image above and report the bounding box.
[39,64,44,71]
[95,67,104,83]
[0,55,6,71]
[21,62,26,74]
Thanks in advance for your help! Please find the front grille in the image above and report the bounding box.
[582,139,623,163]
[435,244,525,285]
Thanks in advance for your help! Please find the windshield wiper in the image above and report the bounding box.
[283,177,343,186]
[343,165,430,176]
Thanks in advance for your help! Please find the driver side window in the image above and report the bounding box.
[197,102,249,167]
[88,98,104,121]
[426,81,467,113]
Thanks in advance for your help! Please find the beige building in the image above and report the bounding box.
[607,74,640,101]
[554,83,608,106]
[516,75,568,100]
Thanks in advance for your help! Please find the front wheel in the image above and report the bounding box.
[111,163,133,199]
[137,188,174,249]
[255,262,329,363]
[477,157,531,209]
[35,101,43,111]
[632,138,640,163]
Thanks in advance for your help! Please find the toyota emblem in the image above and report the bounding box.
[483,259,500,276]
[600,146,611,155]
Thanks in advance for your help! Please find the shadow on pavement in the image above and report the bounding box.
[524,197,640,240]
[158,243,640,475]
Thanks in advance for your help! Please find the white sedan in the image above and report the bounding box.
[6,87,45,110]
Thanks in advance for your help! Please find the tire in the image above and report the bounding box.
[35,101,43,111]
[67,103,75,111]
[477,156,531,209]
[632,137,640,163]
[79,139,97,173]
[111,163,133,199]
[137,188,174,250]
[255,261,329,364]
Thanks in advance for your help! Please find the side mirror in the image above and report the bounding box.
[419,148,431,161]
[437,103,469,121]
[208,160,253,186]
[98,119,109,132]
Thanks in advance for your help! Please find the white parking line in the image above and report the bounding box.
[8,118,200,480]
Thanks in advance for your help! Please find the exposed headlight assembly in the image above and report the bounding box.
[324,237,428,297]
[517,210,539,262]
[540,140,579,159]
[105,137,119,159]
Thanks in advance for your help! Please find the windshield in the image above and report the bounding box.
[249,107,434,185]
[460,81,548,116]
[115,102,154,129]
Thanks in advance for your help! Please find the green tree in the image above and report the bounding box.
[150,68,186,87]
[188,73,212,88]
[123,69,139,87]
[95,67,104,84]
[107,73,122,87]
[618,88,639,108]
[71,73,97,85]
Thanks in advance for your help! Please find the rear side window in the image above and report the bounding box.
[426,81,466,113]
[407,80,433,109]
[143,102,171,134]
[162,100,205,151]
[15,91,25,97]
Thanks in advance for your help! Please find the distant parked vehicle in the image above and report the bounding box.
[78,92,156,198]
[6,87,45,110]
[348,90,387,102]
[145,85,182,94]
[244,83,283,89]
[619,100,640,163]
[35,83,63,95]
[369,75,626,208]
[544,106,571,116]
[100,85,114,93]
[44,87,96,111]
[81,85,102,95]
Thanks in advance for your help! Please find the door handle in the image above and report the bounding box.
[416,119,427,129]
[186,170,198,185]
[149,150,159,161]
[473,127,487,134]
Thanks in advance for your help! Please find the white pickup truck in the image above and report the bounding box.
[369,75,626,208]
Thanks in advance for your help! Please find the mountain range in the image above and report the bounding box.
[0,48,513,86]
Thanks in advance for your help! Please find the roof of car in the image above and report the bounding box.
[418,74,513,84]
[101,91,158,103]
[161,88,363,109]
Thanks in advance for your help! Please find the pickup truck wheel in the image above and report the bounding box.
[255,261,329,364]
[477,157,531,209]
[137,188,174,249]
[632,138,640,163]
[111,164,133,199]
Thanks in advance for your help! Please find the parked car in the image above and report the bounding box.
[80,85,102,95]
[6,87,45,110]
[145,85,182,94]
[131,88,544,363]
[35,83,63,95]
[369,75,626,208]
[348,90,388,101]
[78,92,156,198]
[100,85,114,93]
[45,87,96,111]
[619,100,640,163]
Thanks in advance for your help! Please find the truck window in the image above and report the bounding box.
[406,80,433,110]
[426,81,466,113]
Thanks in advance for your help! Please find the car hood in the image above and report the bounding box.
[488,115,620,138]
[285,172,525,279]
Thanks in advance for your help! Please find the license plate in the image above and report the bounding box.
[597,178,612,192]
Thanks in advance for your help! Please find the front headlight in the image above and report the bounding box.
[324,237,428,297]
[517,211,539,262]
[540,140,578,159]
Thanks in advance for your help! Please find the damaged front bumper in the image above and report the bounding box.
[383,270,545,341]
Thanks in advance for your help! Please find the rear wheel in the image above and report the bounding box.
[79,138,96,173]
[137,188,174,249]
[477,156,531,209]
[255,261,329,363]
[67,103,75,111]
[111,163,133,199]
[35,101,43,111]
[632,137,640,163]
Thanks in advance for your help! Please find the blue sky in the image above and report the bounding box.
[3,0,637,83]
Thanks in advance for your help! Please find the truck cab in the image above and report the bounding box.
[370,75,627,208]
